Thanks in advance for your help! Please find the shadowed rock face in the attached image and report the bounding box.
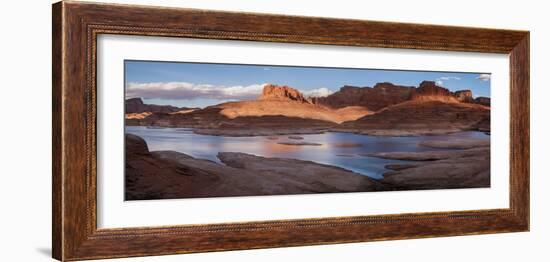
[475,97,491,106]
[311,82,414,111]
[338,100,490,136]
[312,81,490,111]
[126,105,340,136]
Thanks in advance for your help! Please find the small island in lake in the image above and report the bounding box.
[124,61,491,200]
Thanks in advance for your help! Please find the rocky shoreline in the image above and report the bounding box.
[125,134,386,200]
[365,139,490,190]
[126,132,490,200]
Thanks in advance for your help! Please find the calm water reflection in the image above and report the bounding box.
[126,126,489,179]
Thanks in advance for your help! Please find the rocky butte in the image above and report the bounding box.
[259,84,311,103]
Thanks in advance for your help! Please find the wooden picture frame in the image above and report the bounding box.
[52,1,529,261]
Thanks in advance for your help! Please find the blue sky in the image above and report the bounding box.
[125,60,491,108]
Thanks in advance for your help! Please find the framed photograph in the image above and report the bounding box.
[52,1,529,261]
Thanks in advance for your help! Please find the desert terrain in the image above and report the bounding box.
[125,81,491,200]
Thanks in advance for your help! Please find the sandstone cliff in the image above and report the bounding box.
[311,82,414,111]
[260,84,311,103]
[409,81,459,103]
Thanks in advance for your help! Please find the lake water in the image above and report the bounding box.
[126,126,489,179]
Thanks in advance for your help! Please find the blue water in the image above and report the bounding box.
[125,126,489,179]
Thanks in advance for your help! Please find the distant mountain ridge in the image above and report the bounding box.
[125,98,196,114]
[311,82,413,111]
[312,80,490,110]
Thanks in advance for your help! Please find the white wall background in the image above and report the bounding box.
[0,0,546,261]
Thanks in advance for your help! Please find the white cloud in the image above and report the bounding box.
[126,82,266,101]
[435,76,461,86]
[477,74,491,81]
[126,82,334,100]
[303,87,333,97]
[439,76,461,81]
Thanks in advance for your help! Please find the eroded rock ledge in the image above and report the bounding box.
[366,139,490,190]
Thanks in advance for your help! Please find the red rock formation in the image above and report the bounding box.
[259,84,311,103]
[454,90,475,103]
[126,81,490,135]
[409,81,459,103]
[339,100,490,135]
[311,82,414,111]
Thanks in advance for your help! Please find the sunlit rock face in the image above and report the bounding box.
[455,90,475,103]
[409,81,459,103]
[259,84,311,103]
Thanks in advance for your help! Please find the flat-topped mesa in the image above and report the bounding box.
[125,97,186,114]
[259,84,311,103]
[126,97,144,105]
[454,90,475,103]
[409,81,459,103]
